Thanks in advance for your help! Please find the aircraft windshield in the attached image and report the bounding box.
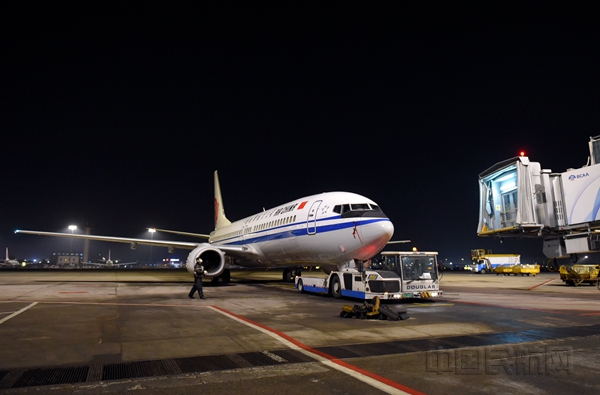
[333,203,386,218]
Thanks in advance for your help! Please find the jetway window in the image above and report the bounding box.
[501,191,518,227]
[590,136,600,165]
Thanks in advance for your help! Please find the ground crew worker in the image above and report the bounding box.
[188,257,207,299]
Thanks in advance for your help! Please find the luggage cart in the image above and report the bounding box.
[559,265,600,286]
[512,264,540,276]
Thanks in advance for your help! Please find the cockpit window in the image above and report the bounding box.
[334,203,383,214]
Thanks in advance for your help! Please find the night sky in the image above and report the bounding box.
[2,2,599,264]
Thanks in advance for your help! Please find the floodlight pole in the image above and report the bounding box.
[148,228,156,265]
[68,225,77,264]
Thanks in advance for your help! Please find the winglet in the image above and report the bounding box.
[214,171,232,229]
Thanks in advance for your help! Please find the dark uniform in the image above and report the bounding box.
[188,258,206,299]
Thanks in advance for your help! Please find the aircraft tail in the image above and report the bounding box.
[5,247,8,260]
[214,171,232,229]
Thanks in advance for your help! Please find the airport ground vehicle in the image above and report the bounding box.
[494,264,540,276]
[467,249,520,273]
[295,251,443,300]
[559,264,600,286]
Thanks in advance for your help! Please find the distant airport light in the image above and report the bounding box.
[519,151,526,156]
[412,247,417,252]
[68,225,77,232]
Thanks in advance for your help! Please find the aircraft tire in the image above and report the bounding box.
[222,269,231,283]
[331,276,342,299]
[283,268,292,282]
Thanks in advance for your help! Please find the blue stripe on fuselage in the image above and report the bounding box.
[212,217,390,246]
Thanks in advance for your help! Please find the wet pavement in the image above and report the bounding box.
[0,269,599,394]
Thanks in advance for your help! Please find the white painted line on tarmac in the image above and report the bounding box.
[210,305,426,395]
[0,302,38,325]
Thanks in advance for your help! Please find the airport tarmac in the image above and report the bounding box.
[0,269,599,394]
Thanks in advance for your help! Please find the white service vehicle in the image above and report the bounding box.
[467,249,520,273]
[295,251,443,300]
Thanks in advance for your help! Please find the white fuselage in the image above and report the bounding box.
[209,192,394,267]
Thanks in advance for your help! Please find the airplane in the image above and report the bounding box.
[86,250,137,267]
[0,248,20,267]
[16,171,395,283]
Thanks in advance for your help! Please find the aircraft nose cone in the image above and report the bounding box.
[380,220,394,242]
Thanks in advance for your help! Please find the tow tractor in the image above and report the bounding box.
[295,251,443,300]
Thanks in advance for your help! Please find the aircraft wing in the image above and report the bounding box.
[16,230,200,250]
[16,230,259,258]
[387,240,411,244]
[113,261,138,266]
[86,261,138,266]
[150,228,211,239]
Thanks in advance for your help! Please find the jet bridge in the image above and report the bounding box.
[477,136,600,259]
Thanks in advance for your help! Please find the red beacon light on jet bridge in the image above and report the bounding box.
[519,151,526,157]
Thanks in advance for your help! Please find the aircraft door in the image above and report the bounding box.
[307,200,322,235]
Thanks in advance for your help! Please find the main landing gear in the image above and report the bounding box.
[283,267,303,282]
[210,269,231,285]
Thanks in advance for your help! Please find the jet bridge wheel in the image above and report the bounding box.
[330,275,342,299]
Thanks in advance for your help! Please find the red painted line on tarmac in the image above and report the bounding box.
[58,292,89,294]
[528,278,557,290]
[211,305,426,395]
[32,301,212,308]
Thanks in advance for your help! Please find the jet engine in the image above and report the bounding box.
[186,244,226,277]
